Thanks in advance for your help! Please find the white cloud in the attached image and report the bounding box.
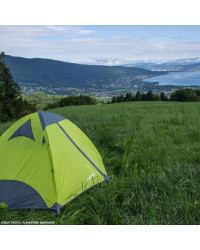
[46,25,96,35]
[77,30,96,35]
[0,25,200,65]
[0,25,96,41]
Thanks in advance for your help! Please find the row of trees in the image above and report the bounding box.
[111,89,200,104]
[111,91,168,103]
[0,52,36,122]
[44,95,97,110]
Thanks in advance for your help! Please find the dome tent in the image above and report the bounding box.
[0,111,108,214]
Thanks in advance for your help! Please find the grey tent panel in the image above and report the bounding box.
[38,111,65,130]
[8,119,35,141]
[0,180,48,209]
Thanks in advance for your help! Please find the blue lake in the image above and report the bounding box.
[146,71,200,86]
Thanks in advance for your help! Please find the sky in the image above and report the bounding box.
[1,25,200,65]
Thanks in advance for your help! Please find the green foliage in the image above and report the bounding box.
[111,90,165,103]
[1,102,200,224]
[160,91,168,101]
[135,90,142,101]
[0,52,37,122]
[44,95,97,110]
[111,88,200,104]
[125,92,133,102]
[22,93,64,110]
[170,88,200,102]
[0,202,8,209]
[146,90,154,101]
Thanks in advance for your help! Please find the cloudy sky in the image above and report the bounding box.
[0,25,200,65]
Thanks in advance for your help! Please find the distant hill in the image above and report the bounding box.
[5,55,163,88]
[180,63,200,71]
[122,58,200,71]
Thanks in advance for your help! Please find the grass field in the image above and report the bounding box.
[1,101,200,225]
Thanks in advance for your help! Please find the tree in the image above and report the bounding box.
[111,96,116,103]
[141,93,147,101]
[146,90,154,101]
[195,89,200,97]
[160,92,168,101]
[0,52,36,122]
[135,91,142,101]
[154,94,161,101]
[116,94,125,103]
[60,96,76,106]
[0,52,21,121]
[125,92,133,102]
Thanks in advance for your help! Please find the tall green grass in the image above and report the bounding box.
[1,102,200,224]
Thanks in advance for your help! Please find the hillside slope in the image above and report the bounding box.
[5,55,163,87]
[181,62,200,71]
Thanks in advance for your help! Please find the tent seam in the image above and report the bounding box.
[57,122,108,180]
[37,112,59,211]
[43,128,59,210]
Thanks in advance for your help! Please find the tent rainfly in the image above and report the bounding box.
[0,111,108,214]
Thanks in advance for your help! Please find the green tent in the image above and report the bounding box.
[0,111,108,214]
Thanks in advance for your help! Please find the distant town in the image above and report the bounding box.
[19,76,196,99]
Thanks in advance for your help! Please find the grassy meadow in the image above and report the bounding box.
[1,101,200,224]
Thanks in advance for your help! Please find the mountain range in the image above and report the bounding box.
[4,55,163,88]
[122,58,200,71]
